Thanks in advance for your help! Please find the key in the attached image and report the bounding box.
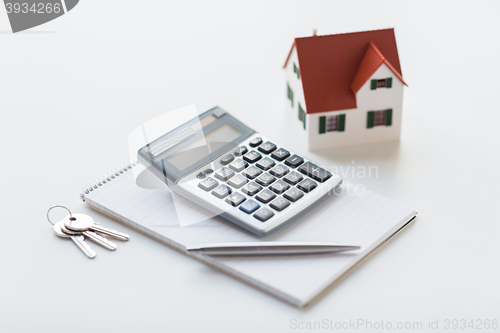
[63,214,130,241]
[269,180,290,194]
[283,187,304,202]
[255,173,276,187]
[284,154,304,168]
[269,164,289,178]
[241,181,262,196]
[282,170,303,185]
[243,150,262,163]
[214,167,235,181]
[225,192,246,207]
[239,199,261,214]
[198,177,218,191]
[219,154,235,165]
[229,158,248,172]
[271,148,290,161]
[253,207,274,222]
[53,221,96,259]
[227,174,248,188]
[298,161,332,183]
[257,141,277,154]
[255,189,276,203]
[233,146,248,156]
[61,223,117,251]
[256,157,276,171]
[211,184,232,199]
[241,165,262,179]
[269,197,290,212]
[249,137,263,147]
[297,178,317,193]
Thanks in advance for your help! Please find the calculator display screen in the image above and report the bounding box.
[165,123,242,171]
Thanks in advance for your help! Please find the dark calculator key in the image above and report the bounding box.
[269,180,290,194]
[298,161,333,183]
[241,165,262,179]
[239,199,260,214]
[258,141,277,154]
[256,157,276,171]
[271,148,290,161]
[255,189,276,203]
[211,184,232,198]
[249,137,263,147]
[196,172,206,179]
[283,187,304,202]
[214,167,235,181]
[284,154,304,168]
[255,173,276,187]
[253,207,275,222]
[229,158,248,172]
[233,146,248,156]
[203,168,213,174]
[269,164,289,178]
[282,171,303,185]
[269,197,290,212]
[243,150,262,163]
[296,178,317,193]
[225,192,246,207]
[198,177,218,191]
[227,174,248,188]
[241,182,262,196]
[219,154,235,165]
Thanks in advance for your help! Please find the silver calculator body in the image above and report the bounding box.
[138,107,343,236]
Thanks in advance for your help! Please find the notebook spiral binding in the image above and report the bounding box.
[80,160,138,201]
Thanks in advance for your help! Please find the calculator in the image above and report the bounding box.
[138,107,343,236]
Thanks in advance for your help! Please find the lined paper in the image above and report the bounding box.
[84,166,416,307]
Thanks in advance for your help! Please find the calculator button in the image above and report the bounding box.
[198,177,218,191]
[258,141,277,154]
[269,180,290,194]
[256,157,276,171]
[239,199,260,214]
[242,165,262,179]
[269,197,290,212]
[241,182,262,196]
[282,171,303,185]
[271,148,290,161]
[255,173,276,187]
[253,207,274,222]
[296,178,317,193]
[196,172,206,179]
[225,192,246,206]
[243,150,262,163]
[298,161,333,183]
[284,154,304,168]
[269,164,289,178]
[220,154,235,165]
[227,174,248,188]
[211,184,232,198]
[255,189,276,203]
[203,168,213,174]
[214,167,235,181]
[283,187,304,202]
[233,146,248,156]
[229,158,248,172]
[249,137,263,147]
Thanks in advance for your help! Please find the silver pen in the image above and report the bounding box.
[186,242,360,256]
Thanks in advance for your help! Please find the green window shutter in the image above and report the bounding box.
[386,77,392,88]
[385,109,393,126]
[371,79,377,90]
[291,89,294,107]
[303,113,306,130]
[367,111,375,128]
[338,114,346,132]
[319,116,326,134]
[298,103,302,121]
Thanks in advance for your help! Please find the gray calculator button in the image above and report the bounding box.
[256,157,276,171]
[249,137,263,147]
[225,192,246,207]
[214,167,235,181]
[283,171,303,185]
[242,165,262,179]
[269,164,289,178]
[269,180,290,194]
[220,154,235,165]
[269,197,290,211]
[203,168,213,174]
[257,141,277,154]
[243,150,262,163]
[297,178,317,193]
[229,158,248,172]
[239,199,260,214]
[255,189,276,203]
[227,174,248,188]
[271,148,290,161]
[284,154,304,168]
[234,146,248,156]
[241,182,262,196]
[253,207,274,222]
[255,173,276,187]
[283,187,304,202]
[196,171,206,179]
[211,184,232,199]
[198,177,218,191]
[298,161,332,183]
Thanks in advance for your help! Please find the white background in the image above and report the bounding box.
[1,1,499,332]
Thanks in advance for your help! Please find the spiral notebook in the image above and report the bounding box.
[80,162,417,308]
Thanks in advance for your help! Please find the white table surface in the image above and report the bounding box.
[1,1,499,332]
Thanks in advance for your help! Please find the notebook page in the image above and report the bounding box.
[84,166,416,307]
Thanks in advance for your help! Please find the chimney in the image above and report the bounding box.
[313,29,317,36]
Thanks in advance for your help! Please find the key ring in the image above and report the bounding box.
[47,205,72,225]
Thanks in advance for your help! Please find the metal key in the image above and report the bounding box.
[63,214,130,241]
[53,221,97,259]
[61,223,117,251]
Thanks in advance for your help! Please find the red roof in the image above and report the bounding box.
[284,28,405,114]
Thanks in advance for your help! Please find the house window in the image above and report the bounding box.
[298,103,306,130]
[319,114,345,134]
[287,83,294,107]
[367,109,393,128]
[370,77,393,90]
[293,62,300,79]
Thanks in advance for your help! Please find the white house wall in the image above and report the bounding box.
[307,63,404,150]
[285,46,308,146]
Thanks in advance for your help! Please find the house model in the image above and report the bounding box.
[284,28,407,150]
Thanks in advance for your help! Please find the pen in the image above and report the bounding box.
[186,242,360,256]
